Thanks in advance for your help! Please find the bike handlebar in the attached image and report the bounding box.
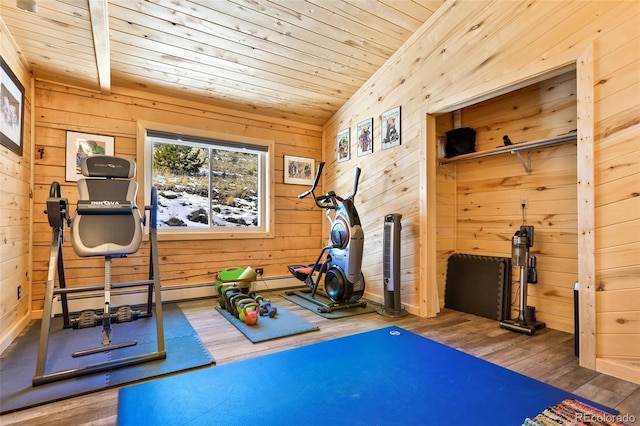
[298,162,361,209]
[49,181,62,198]
[351,167,361,200]
[298,161,325,199]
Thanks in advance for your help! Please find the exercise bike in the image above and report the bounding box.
[287,162,367,313]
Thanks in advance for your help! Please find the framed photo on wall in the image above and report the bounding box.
[0,56,25,156]
[356,118,373,157]
[284,155,315,185]
[381,106,401,150]
[65,131,115,181]
[337,128,350,163]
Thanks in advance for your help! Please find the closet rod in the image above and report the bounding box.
[439,132,577,165]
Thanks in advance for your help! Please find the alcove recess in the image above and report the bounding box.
[434,70,579,333]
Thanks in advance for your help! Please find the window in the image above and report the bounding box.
[142,126,273,239]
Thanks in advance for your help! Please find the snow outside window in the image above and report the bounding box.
[144,129,272,238]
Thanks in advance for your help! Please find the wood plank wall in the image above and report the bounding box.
[591,13,640,382]
[437,72,578,333]
[29,81,323,313]
[322,0,639,383]
[0,23,32,353]
[435,114,454,311]
[1,0,637,385]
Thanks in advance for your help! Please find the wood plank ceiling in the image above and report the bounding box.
[1,0,445,126]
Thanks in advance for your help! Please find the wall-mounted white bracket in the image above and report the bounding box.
[512,150,532,174]
[437,162,455,177]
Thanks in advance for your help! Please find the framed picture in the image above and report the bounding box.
[356,118,373,157]
[66,131,115,181]
[381,106,401,150]
[284,155,315,185]
[337,128,350,163]
[1,56,24,156]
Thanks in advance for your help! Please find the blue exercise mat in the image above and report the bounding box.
[117,326,613,425]
[1,303,214,414]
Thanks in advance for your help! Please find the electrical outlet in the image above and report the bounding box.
[17,285,21,300]
[520,198,528,209]
[255,268,264,276]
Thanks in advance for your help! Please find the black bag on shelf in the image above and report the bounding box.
[445,127,476,158]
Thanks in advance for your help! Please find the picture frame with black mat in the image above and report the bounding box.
[0,56,24,157]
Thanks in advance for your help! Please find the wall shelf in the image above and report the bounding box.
[438,132,577,174]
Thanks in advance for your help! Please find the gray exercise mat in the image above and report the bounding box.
[0,303,214,414]
[215,304,318,342]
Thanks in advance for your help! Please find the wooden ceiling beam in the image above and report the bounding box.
[88,0,111,94]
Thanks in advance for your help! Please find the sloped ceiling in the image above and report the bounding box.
[1,0,445,126]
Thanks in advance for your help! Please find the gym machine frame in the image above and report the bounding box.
[287,162,367,313]
[33,182,165,386]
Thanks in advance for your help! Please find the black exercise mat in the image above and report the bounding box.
[214,305,318,342]
[282,291,377,318]
[0,303,214,414]
[445,253,511,321]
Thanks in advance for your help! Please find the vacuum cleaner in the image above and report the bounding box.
[500,219,546,335]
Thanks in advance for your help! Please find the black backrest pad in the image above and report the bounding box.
[80,179,137,201]
[75,215,137,248]
[81,155,135,178]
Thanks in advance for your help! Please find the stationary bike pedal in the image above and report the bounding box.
[73,309,98,329]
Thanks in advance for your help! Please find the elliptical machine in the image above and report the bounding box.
[287,162,367,313]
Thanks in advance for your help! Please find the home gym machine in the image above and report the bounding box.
[287,162,367,313]
[34,155,165,386]
[499,210,546,335]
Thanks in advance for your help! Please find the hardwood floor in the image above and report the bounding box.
[2,294,639,425]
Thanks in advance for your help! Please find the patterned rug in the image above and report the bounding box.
[523,399,631,426]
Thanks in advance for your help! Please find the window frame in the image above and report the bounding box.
[137,121,275,240]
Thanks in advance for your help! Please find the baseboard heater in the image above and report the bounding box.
[50,275,303,316]
[444,253,512,321]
